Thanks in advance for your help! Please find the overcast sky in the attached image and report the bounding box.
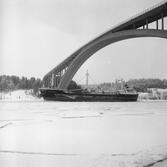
[0,0,167,84]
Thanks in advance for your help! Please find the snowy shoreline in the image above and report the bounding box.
[0,90,42,102]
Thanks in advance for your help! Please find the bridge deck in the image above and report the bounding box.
[112,0,167,32]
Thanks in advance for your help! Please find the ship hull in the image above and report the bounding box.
[40,88,138,102]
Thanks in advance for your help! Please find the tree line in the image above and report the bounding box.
[127,78,167,92]
[1,75,167,93]
[99,78,167,92]
[0,75,43,94]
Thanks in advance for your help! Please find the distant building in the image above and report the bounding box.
[147,88,167,100]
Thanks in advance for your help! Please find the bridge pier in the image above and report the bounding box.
[156,20,159,30]
[51,73,54,88]
[44,66,70,88]
[161,13,164,30]
[146,19,148,29]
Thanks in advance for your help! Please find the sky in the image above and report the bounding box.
[0,0,167,84]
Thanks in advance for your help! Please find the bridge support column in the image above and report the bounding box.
[49,75,52,88]
[60,71,62,77]
[161,13,164,30]
[146,19,148,29]
[156,20,159,30]
[55,75,59,88]
[65,67,68,72]
[51,73,54,88]
[54,73,57,88]
[47,77,49,87]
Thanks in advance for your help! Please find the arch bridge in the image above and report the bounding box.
[43,0,167,90]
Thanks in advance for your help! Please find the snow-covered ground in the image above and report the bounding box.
[0,90,41,101]
[0,101,167,167]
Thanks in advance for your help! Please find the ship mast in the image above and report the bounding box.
[86,70,89,89]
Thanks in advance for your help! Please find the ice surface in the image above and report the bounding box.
[0,101,167,167]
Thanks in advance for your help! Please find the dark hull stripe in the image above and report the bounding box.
[40,89,138,102]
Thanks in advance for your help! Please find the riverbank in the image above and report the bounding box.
[0,90,41,101]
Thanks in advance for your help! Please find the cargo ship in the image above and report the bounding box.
[39,88,138,102]
[40,71,138,102]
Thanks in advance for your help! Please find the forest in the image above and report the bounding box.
[0,75,43,94]
[127,78,167,92]
[1,75,167,93]
[98,78,167,92]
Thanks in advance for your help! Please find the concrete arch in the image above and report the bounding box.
[58,29,167,90]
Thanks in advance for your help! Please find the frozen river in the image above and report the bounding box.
[0,100,167,167]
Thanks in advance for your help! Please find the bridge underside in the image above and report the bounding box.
[43,1,167,90]
[58,29,167,90]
